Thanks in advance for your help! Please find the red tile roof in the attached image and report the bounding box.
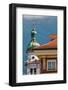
[49,34,57,40]
[33,34,57,50]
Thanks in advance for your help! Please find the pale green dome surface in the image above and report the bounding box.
[27,41,40,50]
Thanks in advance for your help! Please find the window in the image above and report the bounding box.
[32,56,35,59]
[30,68,36,74]
[30,68,33,74]
[47,60,56,71]
[34,68,36,74]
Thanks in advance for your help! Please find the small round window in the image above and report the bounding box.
[32,56,35,59]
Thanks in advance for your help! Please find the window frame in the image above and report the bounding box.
[47,59,57,71]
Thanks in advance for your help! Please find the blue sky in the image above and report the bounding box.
[23,15,57,74]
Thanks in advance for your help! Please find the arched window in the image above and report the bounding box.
[34,68,36,74]
[30,68,36,74]
[30,68,33,74]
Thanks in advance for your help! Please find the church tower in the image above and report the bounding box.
[27,24,40,51]
[26,24,40,75]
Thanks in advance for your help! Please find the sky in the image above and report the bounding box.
[23,15,57,74]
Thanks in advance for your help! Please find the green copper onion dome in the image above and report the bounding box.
[27,26,40,51]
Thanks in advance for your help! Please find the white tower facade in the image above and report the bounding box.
[27,54,40,75]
